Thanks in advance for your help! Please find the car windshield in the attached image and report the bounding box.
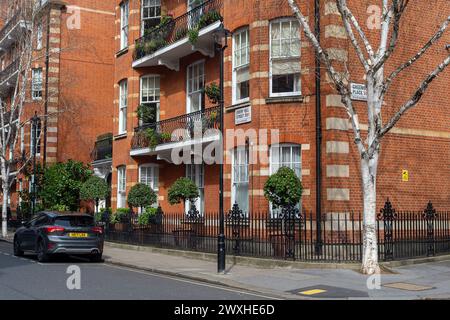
[54,216,94,227]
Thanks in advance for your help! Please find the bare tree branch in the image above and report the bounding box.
[381,15,450,96]
[336,0,371,70]
[373,0,409,72]
[379,54,450,137]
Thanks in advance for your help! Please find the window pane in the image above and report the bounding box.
[272,74,295,93]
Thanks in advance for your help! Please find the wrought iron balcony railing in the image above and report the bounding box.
[0,59,20,86]
[91,133,113,162]
[134,0,223,61]
[131,106,220,150]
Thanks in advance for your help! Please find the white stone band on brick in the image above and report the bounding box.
[326,165,350,177]
[327,188,350,201]
[326,118,350,131]
[326,141,349,154]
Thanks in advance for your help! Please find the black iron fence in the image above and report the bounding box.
[131,106,220,150]
[134,0,223,60]
[104,200,450,263]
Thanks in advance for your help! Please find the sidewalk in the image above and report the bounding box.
[103,242,450,300]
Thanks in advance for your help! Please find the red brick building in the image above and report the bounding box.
[0,0,115,209]
[110,0,449,218]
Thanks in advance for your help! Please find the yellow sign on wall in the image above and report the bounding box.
[402,170,409,182]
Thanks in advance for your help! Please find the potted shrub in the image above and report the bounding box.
[263,167,303,258]
[110,208,130,232]
[204,82,220,104]
[127,183,157,213]
[145,128,161,149]
[80,176,110,214]
[168,177,201,246]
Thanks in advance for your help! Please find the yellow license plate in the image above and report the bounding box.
[69,233,88,238]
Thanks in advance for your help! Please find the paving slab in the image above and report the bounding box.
[102,243,450,300]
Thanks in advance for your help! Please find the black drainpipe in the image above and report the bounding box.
[42,7,51,166]
[314,0,323,255]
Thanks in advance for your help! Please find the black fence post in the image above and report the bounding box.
[378,199,397,261]
[227,203,244,255]
[424,201,437,257]
[280,205,300,260]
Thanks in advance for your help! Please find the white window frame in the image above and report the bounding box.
[140,75,160,122]
[31,68,43,100]
[118,80,128,134]
[36,23,43,50]
[186,60,205,114]
[269,18,301,97]
[141,0,161,36]
[120,1,129,50]
[232,27,250,104]
[139,164,159,192]
[117,166,127,209]
[30,120,41,156]
[186,163,204,215]
[231,146,249,216]
[269,143,302,216]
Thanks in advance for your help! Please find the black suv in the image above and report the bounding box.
[13,211,104,262]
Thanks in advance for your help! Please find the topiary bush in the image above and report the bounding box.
[168,177,199,206]
[264,167,303,209]
[80,176,110,211]
[127,183,157,211]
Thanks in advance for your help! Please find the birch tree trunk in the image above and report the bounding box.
[360,153,380,274]
[1,162,9,238]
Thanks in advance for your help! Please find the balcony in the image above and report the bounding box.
[0,59,20,95]
[0,12,29,52]
[91,133,113,163]
[91,133,113,179]
[131,106,220,162]
[133,0,223,71]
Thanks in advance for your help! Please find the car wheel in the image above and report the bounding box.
[89,253,103,263]
[13,237,24,257]
[37,240,49,263]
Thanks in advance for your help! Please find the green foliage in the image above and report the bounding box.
[80,176,110,202]
[263,167,303,208]
[94,207,111,223]
[127,183,157,210]
[204,82,220,104]
[39,160,92,211]
[196,10,222,30]
[188,28,199,45]
[160,132,172,143]
[137,207,158,225]
[50,204,70,212]
[145,128,161,149]
[137,104,157,124]
[110,208,130,224]
[168,177,199,205]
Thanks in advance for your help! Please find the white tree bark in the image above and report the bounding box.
[287,0,450,274]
